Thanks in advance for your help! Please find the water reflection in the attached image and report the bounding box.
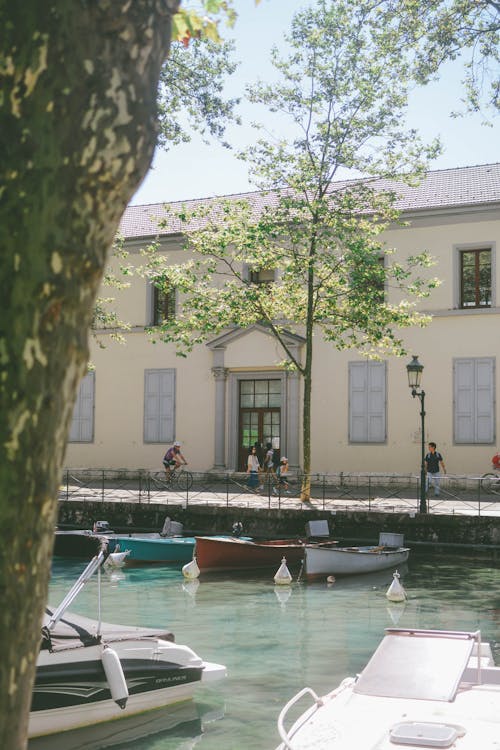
[28,701,215,750]
[38,550,500,749]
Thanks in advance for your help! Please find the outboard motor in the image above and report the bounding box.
[93,520,112,533]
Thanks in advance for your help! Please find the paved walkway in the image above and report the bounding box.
[58,478,500,517]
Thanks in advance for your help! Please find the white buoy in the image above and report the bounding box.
[101,645,129,709]
[182,557,200,580]
[386,570,407,602]
[274,557,293,585]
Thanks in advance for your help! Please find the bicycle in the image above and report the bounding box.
[163,466,194,491]
[480,455,500,495]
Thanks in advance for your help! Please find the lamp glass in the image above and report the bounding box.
[407,355,423,389]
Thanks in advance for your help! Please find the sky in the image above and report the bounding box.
[131,0,500,207]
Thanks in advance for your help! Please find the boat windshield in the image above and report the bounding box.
[353,629,477,701]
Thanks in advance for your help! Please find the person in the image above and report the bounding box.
[246,445,262,491]
[163,441,188,480]
[253,441,264,467]
[273,456,290,495]
[264,442,275,479]
[425,442,446,497]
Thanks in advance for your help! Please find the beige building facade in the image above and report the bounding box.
[65,163,500,477]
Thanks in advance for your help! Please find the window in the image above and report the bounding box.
[249,268,276,285]
[460,248,491,308]
[454,358,495,443]
[69,372,95,443]
[152,281,176,325]
[349,361,386,443]
[144,369,175,443]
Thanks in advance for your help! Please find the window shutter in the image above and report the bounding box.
[367,361,386,442]
[454,358,494,443]
[69,372,95,443]
[476,359,494,442]
[349,361,386,443]
[144,369,175,443]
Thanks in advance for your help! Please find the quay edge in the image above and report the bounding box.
[57,501,500,552]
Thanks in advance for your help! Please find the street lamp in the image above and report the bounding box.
[406,355,427,513]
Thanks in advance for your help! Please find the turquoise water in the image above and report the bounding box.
[31,552,500,750]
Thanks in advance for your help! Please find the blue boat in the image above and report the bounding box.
[111,534,196,564]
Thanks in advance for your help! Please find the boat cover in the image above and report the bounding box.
[354,629,476,701]
[41,607,174,652]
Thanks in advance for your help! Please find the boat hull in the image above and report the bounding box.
[53,531,104,558]
[195,536,304,572]
[304,544,410,579]
[112,535,196,564]
[30,640,225,738]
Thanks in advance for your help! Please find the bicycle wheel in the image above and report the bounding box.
[175,470,193,491]
[480,473,499,494]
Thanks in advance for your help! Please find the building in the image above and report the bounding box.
[65,162,500,476]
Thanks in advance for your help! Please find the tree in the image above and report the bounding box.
[0,0,239,746]
[149,0,441,501]
[392,0,499,115]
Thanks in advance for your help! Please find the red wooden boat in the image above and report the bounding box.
[194,536,305,573]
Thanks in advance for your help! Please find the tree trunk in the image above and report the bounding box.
[0,2,178,747]
[300,366,312,502]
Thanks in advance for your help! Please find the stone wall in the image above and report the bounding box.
[57,501,500,549]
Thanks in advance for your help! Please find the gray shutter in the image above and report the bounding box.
[476,359,495,442]
[367,361,386,442]
[69,372,95,442]
[349,361,386,443]
[144,369,175,443]
[454,358,494,443]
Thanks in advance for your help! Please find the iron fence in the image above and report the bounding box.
[59,469,500,516]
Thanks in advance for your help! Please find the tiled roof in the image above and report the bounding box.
[119,162,500,239]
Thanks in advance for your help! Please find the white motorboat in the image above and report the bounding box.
[276,627,500,749]
[29,546,226,740]
[303,532,409,579]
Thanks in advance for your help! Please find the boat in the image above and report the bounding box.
[276,627,500,749]
[29,546,226,740]
[55,517,195,564]
[110,534,196,564]
[303,532,410,579]
[53,529,106,558]
[194,535,306,573]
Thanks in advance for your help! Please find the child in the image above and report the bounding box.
[273,456,290,495]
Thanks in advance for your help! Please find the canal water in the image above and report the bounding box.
[30,550,500,750]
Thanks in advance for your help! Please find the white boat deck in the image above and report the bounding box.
[276,629,500,750]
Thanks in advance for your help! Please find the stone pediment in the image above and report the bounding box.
[207,323,305,350]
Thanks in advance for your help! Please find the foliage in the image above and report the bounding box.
[148,0,442,498]
[157,38,240,149]
[387,0,500,116]
[91,236,132,346]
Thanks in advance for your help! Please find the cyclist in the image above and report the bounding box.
[163,441,188,480]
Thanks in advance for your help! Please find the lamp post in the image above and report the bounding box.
[406,355,427,514]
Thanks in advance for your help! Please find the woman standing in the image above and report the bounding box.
[246,446,262,491]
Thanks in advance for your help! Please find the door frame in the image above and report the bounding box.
[228,371,288,471]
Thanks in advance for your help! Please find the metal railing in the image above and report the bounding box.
[59,469,500,516]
